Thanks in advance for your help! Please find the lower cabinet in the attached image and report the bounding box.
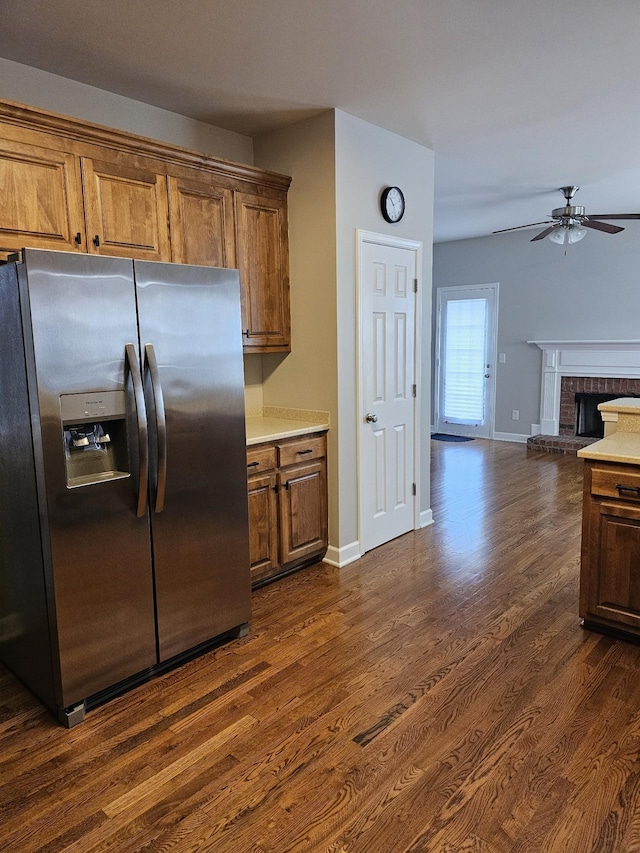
[580,459,640,638]
[247,432,328,586]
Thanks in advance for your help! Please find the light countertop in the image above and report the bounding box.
[578,430,640,464]
[577,397,640,463]
[598,397,640,414]
[245,407,329,446]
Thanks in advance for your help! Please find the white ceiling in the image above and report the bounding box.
[2,0,640,242]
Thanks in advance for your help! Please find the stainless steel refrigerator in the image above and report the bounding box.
[0,249,251,725]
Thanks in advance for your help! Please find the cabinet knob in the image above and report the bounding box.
[93,235,100,247]
[74,232,82,245]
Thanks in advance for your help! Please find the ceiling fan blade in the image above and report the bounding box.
[587,213,640,220]
[492,220,553,234]
[583,219,624,234]
[531,225,558,242]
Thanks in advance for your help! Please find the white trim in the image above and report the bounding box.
[420,509,434,528]
[356,230,423,553]
[529,340,640,435]
[324,541,361,568]
[493,431,529,444]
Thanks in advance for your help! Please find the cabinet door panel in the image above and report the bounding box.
[0,139,84,257]
[168,176,235,268]
[278,460,328,565]
[82,158,170,260]
[235,191,290,351]
[248,472,279,582]
[594,503,640,628]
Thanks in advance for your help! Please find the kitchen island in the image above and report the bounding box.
[245,407,329,587]
[578,398,640,640]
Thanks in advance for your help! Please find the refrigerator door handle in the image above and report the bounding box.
[125,343,149,518]
[144,343,167,514]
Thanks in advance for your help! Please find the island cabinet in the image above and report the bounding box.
[247,432,328,586]
[0,98,291,352]
[580,459,640,639]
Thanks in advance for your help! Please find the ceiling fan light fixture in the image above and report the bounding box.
[548,223,587,245]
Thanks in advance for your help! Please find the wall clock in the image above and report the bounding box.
[380,186,405,223]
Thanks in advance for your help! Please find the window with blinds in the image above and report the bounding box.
[442,297,488,425]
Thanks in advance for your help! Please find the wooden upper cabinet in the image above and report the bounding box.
[168,175,235,268]
[235,191,291,352]
[81,158,170,261]
[0,100,292,350]
[0,136,85,259]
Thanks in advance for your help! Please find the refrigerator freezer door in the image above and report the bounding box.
[135,261,251,661]
[22,250,157,708]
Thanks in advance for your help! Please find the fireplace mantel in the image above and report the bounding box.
[529,340,640,435]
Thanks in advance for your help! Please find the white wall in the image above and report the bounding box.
[256,110,434,559]
[334,112,435,547]
[433,224,640,436]
[0,57,253,163]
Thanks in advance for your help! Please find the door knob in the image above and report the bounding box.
[365,413,378,423]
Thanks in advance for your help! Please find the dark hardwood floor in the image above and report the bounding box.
[2,439,640,852]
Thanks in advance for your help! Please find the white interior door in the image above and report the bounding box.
[358,233,420,553]
[435,284,498,439]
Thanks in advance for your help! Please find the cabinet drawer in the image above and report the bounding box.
[247,445,277,473]
[278,434,326,468]
[591,466,640,501]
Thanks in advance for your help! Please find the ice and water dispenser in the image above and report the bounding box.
[61,391,130,487]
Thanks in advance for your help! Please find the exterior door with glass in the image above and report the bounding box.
[435,284,498,439]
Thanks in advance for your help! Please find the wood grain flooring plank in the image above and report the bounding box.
[2,440,640,852]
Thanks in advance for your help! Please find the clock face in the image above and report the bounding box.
[381,186,405,223]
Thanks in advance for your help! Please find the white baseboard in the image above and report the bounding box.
[324,541,361,568]
[420,509,434,528]
[492,431,529,444]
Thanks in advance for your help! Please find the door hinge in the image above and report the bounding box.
[414,278,418,293]
[412,384,417,397]
[412,483,417,496]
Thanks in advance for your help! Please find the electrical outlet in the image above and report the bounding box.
[512,409,520,420]
[499,352,506,363]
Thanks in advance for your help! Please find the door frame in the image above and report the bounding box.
[356,229,423,553]
[434,282,499,439]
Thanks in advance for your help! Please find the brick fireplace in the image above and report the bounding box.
[527,340,640,454]
[558,376,640,436]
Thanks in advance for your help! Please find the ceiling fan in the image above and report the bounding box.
[493,186,640,245]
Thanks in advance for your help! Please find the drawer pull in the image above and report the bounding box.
[297,449,313,455]
[247,461,260,468]
[616,484,640,496]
